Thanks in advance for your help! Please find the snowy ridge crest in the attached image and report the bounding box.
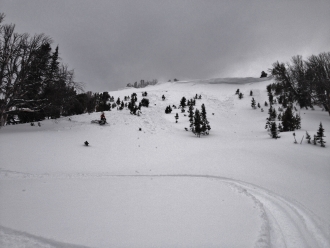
[176,77,272,85]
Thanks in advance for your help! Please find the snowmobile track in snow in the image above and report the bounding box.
[1,169,329,248]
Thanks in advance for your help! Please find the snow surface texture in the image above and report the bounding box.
[0,77,329,247]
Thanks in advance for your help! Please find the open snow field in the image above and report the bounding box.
[1,77,330,247]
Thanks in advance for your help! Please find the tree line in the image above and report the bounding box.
[126,79,158,88]
[0,13,86,126]
[270,52,330,115]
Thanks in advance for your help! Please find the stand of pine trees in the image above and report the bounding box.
[0,13,93,126]
[126,79,158,88]
[191,104,211,137]
[270,52,330,115]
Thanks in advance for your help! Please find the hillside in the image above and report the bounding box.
[0,77,329,247]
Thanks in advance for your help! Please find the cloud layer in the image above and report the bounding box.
[1,0,330,91]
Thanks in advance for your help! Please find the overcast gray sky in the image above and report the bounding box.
[1,0,330,92]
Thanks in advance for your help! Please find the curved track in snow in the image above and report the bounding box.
[1,170,330,247]
[129,174,330,248]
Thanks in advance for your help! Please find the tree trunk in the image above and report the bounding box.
[0,112,8,127]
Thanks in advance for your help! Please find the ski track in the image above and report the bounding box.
[1,169,329,248]
[0,225,90,248]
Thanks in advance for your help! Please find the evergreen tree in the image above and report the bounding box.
[180,97,187,108]
[239,93,243,99]
[175,113,179,123]
[141,98,149,107]
[193,109,202,137]
[235,89,240,95]
[268,106,274,120]
[165,105,172,114]
[268,91,274,105]
[293,113,301,130]
[282,107,295,131]
[306,131,311,144]
[265,118,271,130]
[188,103,194,129]
[116,97,121,105]
[250,90,253,96]
[128,93,137,113]
[316,122,326,147]
[49,46,59,78]
[201,104,207,121]
[200,104,210,135]
[269,122,280,139]
[260,71,268,78]
[265,101,268,107]
[257,103,260,108]
[251,97,256,109]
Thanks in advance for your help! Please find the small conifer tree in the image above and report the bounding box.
[260,71,268,78]
[306,131,311,144]
[235,89,240,95]
[265,119,271,131]
[251,98,256,109]
[193,109,202,137]
[269,122,280,139]
[316,122,326,147]
[282,107,295,131]
[265,101,268,107]
[175,113,179,123]
[201,104,207,121]
[239,93,243,99]
[293,113,301,130]
[257,103,260,108]
[165,105,172,114]
[250,90,253,96]
[180,97,187,108]
[188,104,194,129]
[200,104,210,135]
[268,106,274,120]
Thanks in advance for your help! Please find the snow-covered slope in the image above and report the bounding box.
[1,77,329,247]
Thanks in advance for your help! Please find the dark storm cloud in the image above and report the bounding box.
[1,0,330,91]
